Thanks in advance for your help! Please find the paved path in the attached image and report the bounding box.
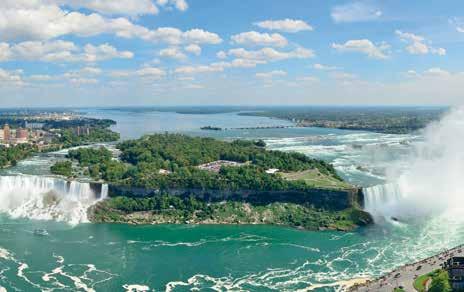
[349,244,464,292]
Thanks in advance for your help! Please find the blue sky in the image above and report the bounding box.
[0,0,463,107]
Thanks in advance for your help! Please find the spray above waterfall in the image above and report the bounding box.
[0,175,108,225]
[364,106,464,220]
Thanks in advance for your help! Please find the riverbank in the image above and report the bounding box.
[89,197,373,231]
[349,244,464,291]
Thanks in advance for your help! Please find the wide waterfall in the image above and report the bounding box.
[363,183,403,220]
[0,175,108,225]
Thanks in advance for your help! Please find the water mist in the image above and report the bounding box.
[364,106,464,221]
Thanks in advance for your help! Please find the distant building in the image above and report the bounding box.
[16,128,29,142]
[265,168,280,174]
[74,126,90,136]
[3,124,10,142]
[25,121,45,130]
[444,257,464,290]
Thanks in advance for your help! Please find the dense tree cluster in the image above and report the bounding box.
[50,161,73,177]
[69,134,343,192]
[56,127,120,147]
[0,144,37,168]
[68,147,112,166]
[118,134,332,172]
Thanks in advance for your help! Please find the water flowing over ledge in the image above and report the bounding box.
[0,175,108,225]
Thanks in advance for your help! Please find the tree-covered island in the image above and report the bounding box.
[56,134,373,231]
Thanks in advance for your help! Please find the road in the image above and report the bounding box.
[349,244,464,292]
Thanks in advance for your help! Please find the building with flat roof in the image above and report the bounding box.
[3,124,10,142]
[444,257,464,290]
[16,128,29,142]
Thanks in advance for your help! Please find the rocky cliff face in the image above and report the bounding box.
[108,185,365,211]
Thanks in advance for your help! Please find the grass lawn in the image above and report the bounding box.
[413,269,450,292]
[413,273,431,292]
[281,169,353,190]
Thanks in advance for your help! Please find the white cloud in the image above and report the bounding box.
[82,43,134,62]
[64,0,159,16]
[448,17,464,33]
[254,19,313,33]
[184,44,201,56]
[68,78,99,86]
[256,70,287,79]
[0,3,218,45]
[109,66,166,80]
[231,31,288,47]
[331,1,382,23]
[156,0,188,11]
[332,39,389,59]
[175,64,224,75]
[424,68,451,78]
[297,76,319,82]
[29,74,54,81]
[395,30,446,56]
[184,84,204,89]
[0,40,132,62]
[159,47,187,60]
[0,68,24,86]
[227,47,315,62]
[136,67,167,79]
[174,57,269,75]
[216,51,227,59]
[313,63,339,71]
[80,66,102,75]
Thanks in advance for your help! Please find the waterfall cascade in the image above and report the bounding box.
[0,175,108,225]
[363,183,404,220]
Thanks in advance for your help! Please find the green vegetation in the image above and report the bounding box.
[200,126,222,131]
[118,134,332,172]
[393,288,405,292]
[429,269,451,292]
[56,127,120,148]
[0,144,37,168]
[68,147,112,166]
[70,134,345,193]
[281,169,352,190]
[50,161,73,177]
[414,269,451,292]
[90,195,371,230]
[239,106,446,134]
[78,134,372,230]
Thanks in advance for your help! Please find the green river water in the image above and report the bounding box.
[0,109,462,291]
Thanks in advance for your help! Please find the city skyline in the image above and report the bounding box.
[0,0,463,106]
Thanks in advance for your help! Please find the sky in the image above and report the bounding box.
[1,0,464,107]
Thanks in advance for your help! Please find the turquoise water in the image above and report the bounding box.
[0,109,461,291]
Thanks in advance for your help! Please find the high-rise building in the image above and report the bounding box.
[3,124,10,142]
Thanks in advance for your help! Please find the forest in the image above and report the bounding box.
[65,134,344,192]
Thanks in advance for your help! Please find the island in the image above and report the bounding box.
[53,133,373,231]
[200,126,223,131]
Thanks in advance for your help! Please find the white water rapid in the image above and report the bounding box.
[0,175,108,225]
[364,106,464,222]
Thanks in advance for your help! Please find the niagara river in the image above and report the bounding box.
[0,108,462,291]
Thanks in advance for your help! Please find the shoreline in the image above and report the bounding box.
[349,243,464,291]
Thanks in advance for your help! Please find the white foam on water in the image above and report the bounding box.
[0,175,108,224]
[123,284,151,291]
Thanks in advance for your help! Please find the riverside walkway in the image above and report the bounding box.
[349,244,464,292]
